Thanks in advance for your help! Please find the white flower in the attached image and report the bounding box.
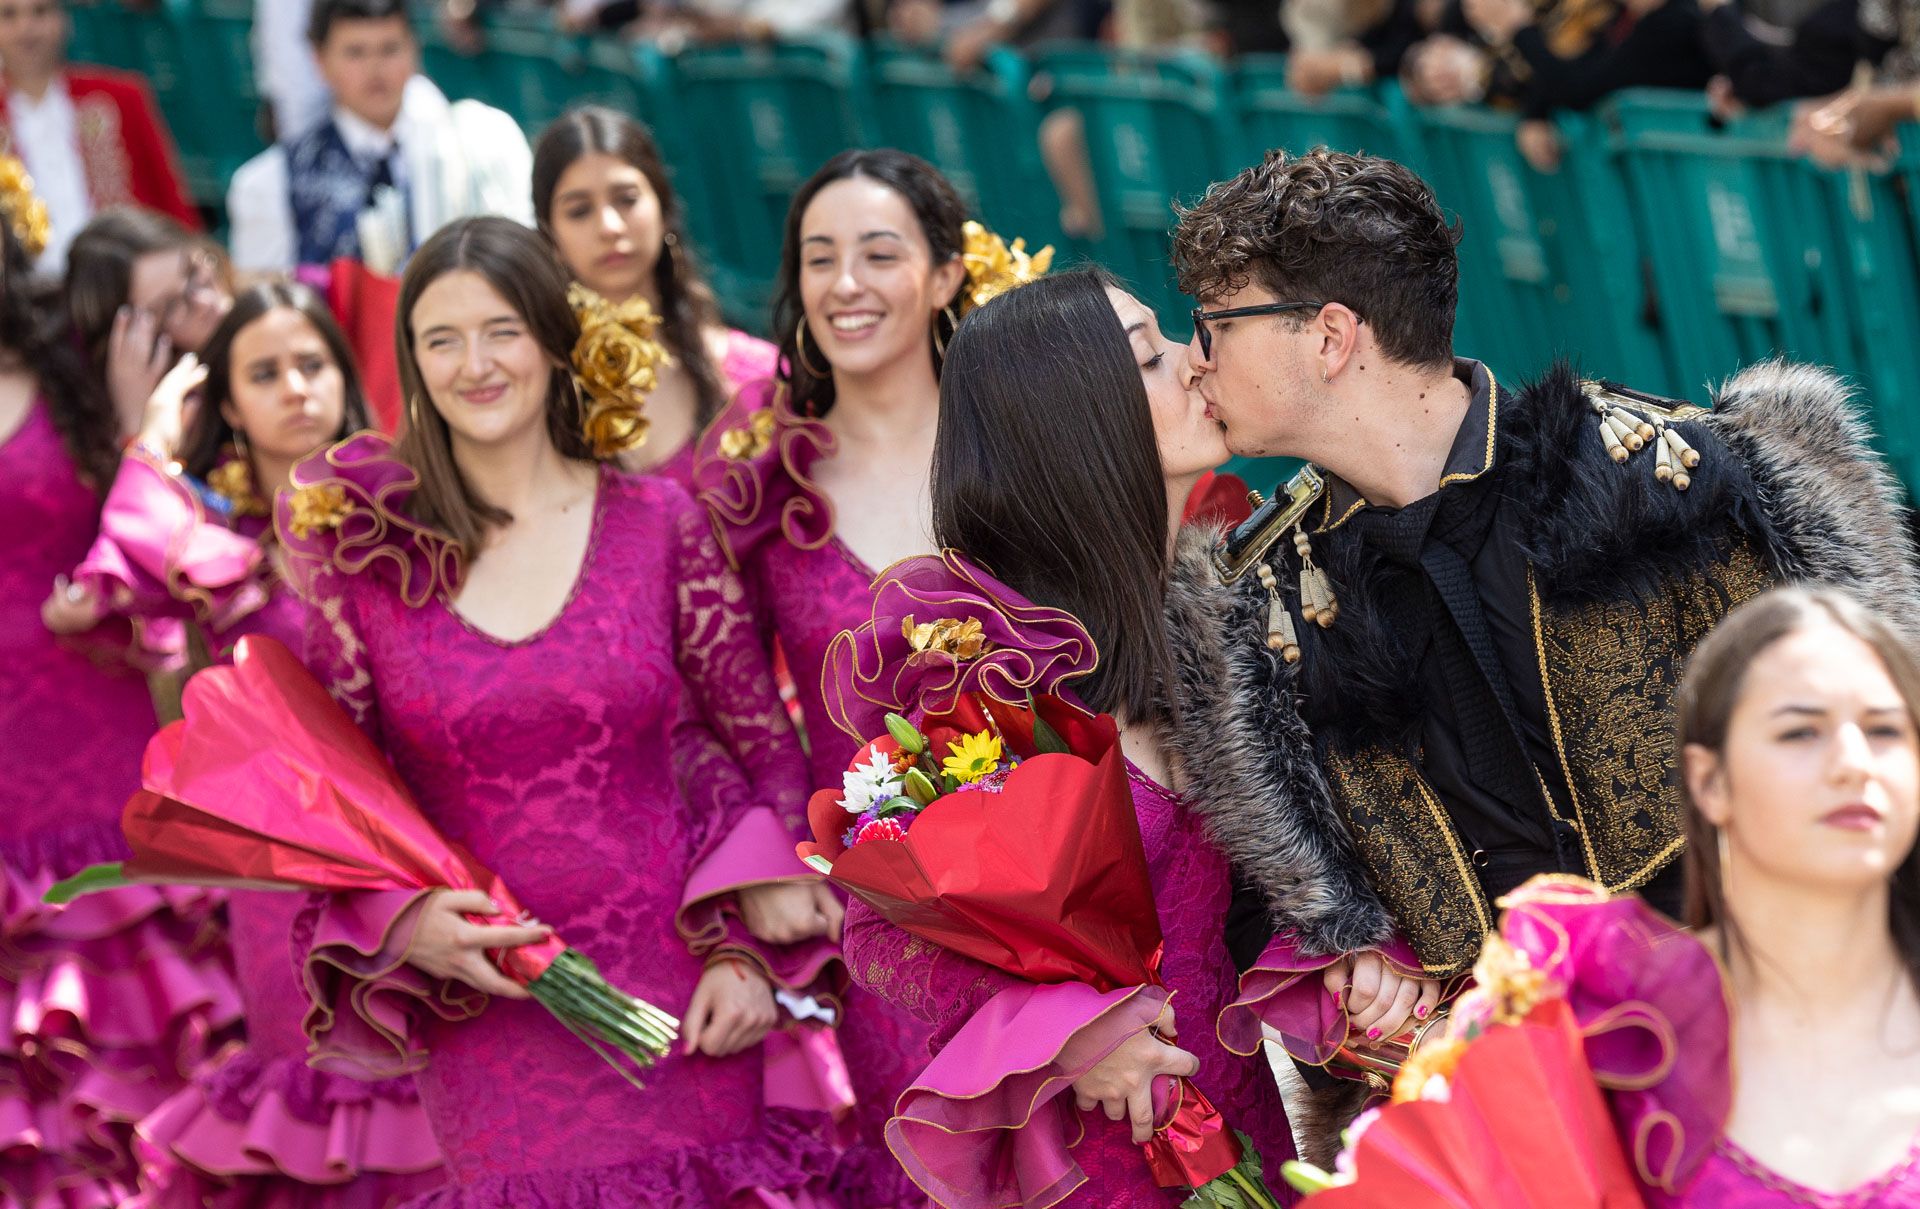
[1420,1074,1452,1103]
[839,750,902,814]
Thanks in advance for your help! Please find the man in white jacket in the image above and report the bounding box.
[226,0,531,274]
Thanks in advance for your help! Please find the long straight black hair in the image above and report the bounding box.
[770,148,968,418]
[531,106,729,428]
[932,267,1174,722]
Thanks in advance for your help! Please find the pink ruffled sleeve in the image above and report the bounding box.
[844,898,1170,1209]
[75,448,269,632]
[1498,885,1732,1199]
[292,558,481,1077]
[1217,931,1427,1066]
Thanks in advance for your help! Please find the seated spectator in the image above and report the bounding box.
[882,0,1084,69]
[1702,0,1862,113]
[0,0,199,272]
[1456,0,1713,168]
[225,0,532,275]
[1285,0,1450,97]
[565,0,855,47]
[1785,0,1919,166]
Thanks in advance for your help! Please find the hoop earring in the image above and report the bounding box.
[794,319,829,379]
[933,305,958,359]
[1717,825,1732,886]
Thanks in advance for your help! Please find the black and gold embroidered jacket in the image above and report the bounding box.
[1157,359,1920,979]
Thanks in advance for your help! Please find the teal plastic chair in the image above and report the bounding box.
[858,40,1061,250]
[1233,56,1411,167]
[1606,91,1860,403]
[1030,44,1241,330]
[641,37,866,328]
[163,0,265,205]
[1407,103,1673,392]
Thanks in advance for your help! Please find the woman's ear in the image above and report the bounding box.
[932,253,969,314]
[1681,742,1731,827]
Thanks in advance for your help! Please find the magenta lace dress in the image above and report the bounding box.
[696,379,937,1206]
[824,552,1297,1208]
[646,330,778,493]
[281,434,837,1207]
[1497,886,1920,1208]
[0,401,243,1205]
[73,447,446,1206]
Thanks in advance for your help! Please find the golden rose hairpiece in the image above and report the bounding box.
[569,283,673,459]
[959,220,1054,313]
[0,155,51,259]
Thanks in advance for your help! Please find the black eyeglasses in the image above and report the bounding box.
[1190,300,1329,360]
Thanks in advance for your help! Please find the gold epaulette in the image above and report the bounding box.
[1580,380,1708,491]
[1212,464,1326,585]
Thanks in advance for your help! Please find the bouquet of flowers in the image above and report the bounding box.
[47,635,677,1083]
[1279,877,1728,1206]
[800,685,1280,1209]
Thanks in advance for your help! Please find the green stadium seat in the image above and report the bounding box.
[163,0,265,205]
[1030,44,1240,329]
[415,9,585,135]
[1233,56,1411,168]
[1606,91,1861,402]
[857,40,1061,251]
[575,37,651,121]
[641,37,866,328]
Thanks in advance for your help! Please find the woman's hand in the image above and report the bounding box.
[1462,0,1533,44]
[1071,1021,1201,1144]
[406,889,550,999]
[736,880,844,945]
[107,305,175,438]
[40,574,105,635]
[682,957,777,1058]
[1324,951,1444,1044]
[135,353,208,459]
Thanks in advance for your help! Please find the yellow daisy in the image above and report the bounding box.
[941,731,1003,785]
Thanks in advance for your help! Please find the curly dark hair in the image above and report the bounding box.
[771,149,968,418]
[0,221,118,490]
[1171,150,1461,368]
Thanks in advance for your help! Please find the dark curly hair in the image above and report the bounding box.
[532,107,730,431]
[0,221,118,491]
[1171,150,1461,368]
[771,149,968,418]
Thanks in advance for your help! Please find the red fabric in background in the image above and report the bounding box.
[324,260,403,434]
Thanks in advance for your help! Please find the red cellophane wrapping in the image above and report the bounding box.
[118,634,564,978]
[797,691,1245,1190]
[1313,998,1648,1209]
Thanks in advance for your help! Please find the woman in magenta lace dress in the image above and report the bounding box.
[281,216,835,1207]
[694,149,979,1207]
[0,207,240,1201]
[533,106,774,490]
[827,268,1311,1207]
[67,280,446,1206]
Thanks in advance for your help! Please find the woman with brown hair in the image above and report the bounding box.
[1480,586,1920,1206]
[64,207,234,437]
[532,106,774,487]
[282,216,834,1205]
[61,280,444,1205]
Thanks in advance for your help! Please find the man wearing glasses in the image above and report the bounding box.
[1167,149,1919,1045]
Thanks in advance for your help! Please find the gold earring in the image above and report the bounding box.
[794,319,829,379]
[932,305,959,359]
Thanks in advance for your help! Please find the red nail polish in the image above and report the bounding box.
[1366,1027,1382,1041]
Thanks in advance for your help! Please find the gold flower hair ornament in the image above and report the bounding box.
[569,284,674,459]
[717,407,775,461]
[0,155,51,259]
[207,454,270,519]
[902,615,988,660]
[285,483,352,539]
[959,220,1054,313]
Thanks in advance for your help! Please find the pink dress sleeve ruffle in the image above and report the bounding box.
[76,448,273,633]
[1216,931,1428,1066]
[275,431,464,608]
[692,377,837,570]
[819,549,1099,744]
[294,888,487,1081]
[1499,879,1732,1200]
[887,981,1173,1209]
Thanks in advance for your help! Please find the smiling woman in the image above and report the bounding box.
[274,215,840,1207]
